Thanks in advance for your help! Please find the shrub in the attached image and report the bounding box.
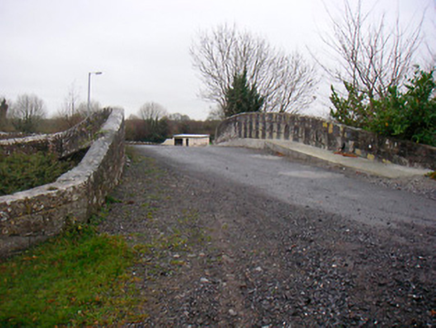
[330,68,436,147]
[330,82,369,129]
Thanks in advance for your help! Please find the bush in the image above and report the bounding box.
[330,68,436,147]
[330,82,369,129]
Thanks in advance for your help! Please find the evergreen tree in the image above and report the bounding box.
[224,70,264,117]
[0,98,9,130]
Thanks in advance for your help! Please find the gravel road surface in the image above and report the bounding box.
[138,146,435,229]
[100,145,436,327]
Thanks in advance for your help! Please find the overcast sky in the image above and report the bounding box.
[1,0,434,120]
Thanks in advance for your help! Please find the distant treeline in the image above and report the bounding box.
[0,115,221,144]
[125,118,220,143]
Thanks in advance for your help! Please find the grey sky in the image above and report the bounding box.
[1,0,434,120]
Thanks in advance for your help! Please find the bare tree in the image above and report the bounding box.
[264,52,318,113]
[59,83,80,116]
[167,113,191,121]
[9,94,47,133]
[424,4,436,70]
[57,83,83,128]
[76,100,101,116]
[206,105,225,121]
[190,24,317,114]
[135,102,169,142]
[138,102,168,121]
[318,0,423,99]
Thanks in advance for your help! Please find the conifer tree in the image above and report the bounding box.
[224,70,264,117]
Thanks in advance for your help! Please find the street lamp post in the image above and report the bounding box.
[87,71,103,116]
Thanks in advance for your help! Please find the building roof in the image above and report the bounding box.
[173,134,210,138]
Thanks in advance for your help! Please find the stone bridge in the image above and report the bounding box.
[0,108,125,257]
[215,112,436,170]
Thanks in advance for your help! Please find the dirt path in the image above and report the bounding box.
[99,146,436,327]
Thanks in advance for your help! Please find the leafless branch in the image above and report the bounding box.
[318,0,423,98]
[190,24,318,114]
[138,102,168,121]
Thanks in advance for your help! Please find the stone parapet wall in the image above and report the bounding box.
[215,112,436,170]
[0,109,111,158]
[0,108,125,257]
[0,132,27,140]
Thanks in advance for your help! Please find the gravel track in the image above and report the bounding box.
[99,145,436,327]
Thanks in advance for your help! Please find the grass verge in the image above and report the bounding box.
[125,145,142,164]
[0,223,147,327]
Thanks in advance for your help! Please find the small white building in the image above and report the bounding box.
[163,134,210,147]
